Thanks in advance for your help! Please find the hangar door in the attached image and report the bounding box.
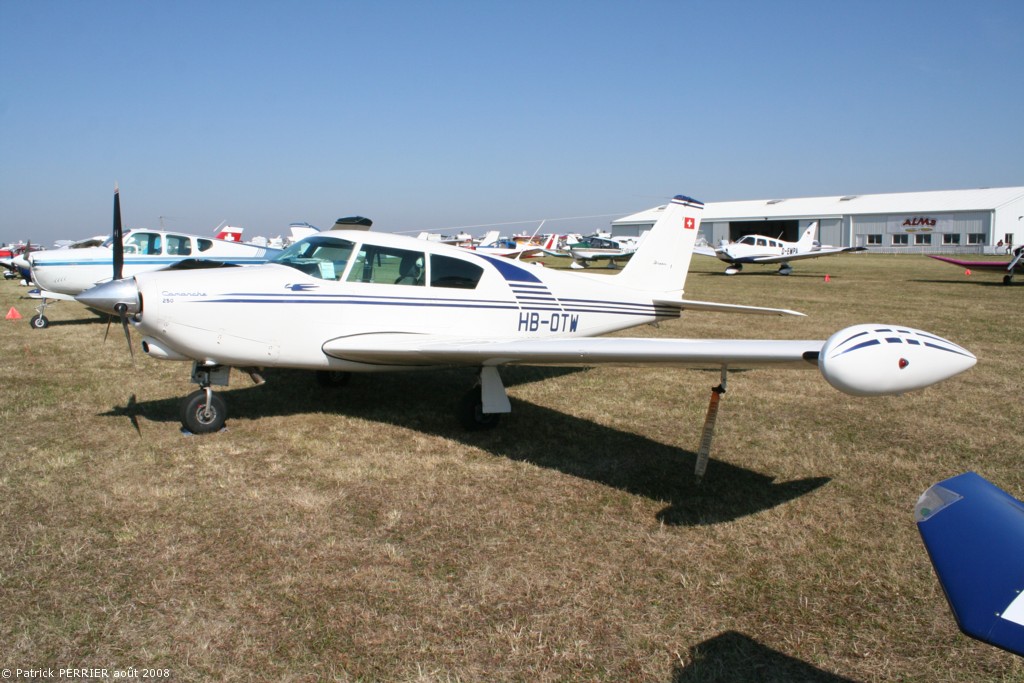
[729,220,799,243]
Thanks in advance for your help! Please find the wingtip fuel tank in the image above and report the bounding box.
[818,324,976,396]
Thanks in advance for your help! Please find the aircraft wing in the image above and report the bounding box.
[748,246,866,264]
[692,245,719,259]
[916,472,1024,657]
[323,333,821,370]
[928,255,1018,272]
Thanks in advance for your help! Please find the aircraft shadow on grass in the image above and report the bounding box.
[911,278,1021,287]
[671,631,858,683]
[103,366,829,526]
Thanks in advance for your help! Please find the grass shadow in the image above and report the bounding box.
[103,366,829,526]
[672,631,859,682]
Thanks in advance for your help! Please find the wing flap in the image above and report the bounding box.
[323,333,822,369]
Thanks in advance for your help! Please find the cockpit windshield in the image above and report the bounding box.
[272,236,356,280]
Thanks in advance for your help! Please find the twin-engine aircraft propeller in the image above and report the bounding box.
[103,185,134,360]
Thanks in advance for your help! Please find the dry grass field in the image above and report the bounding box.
[2,253,1022,682]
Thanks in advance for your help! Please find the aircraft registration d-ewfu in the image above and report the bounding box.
[78,192,976,477]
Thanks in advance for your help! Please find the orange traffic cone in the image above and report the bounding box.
[6,307,22,320]
[824,274,831,283]
[965,269,972,276]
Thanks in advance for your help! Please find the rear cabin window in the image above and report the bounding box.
[430,254,484,289]
[197,239,214,252]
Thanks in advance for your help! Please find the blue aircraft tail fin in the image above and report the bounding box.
[916,472,1024,657]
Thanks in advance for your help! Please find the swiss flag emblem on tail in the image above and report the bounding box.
[684,217,696,230]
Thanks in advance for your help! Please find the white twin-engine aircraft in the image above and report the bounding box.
[78,194,975,476]
[694,221,866,275]
[27,193,278,329]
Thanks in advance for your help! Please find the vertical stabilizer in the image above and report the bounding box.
[796,221,818,250]
[217,226,244,242]
[615,195,704,294]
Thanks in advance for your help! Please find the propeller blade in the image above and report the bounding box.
[112,184,124,281]
[115,303,134,363]
[103,314,113,342]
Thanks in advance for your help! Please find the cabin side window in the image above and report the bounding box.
[430,254,483,289]
[347,246,425,285]
[165,234,192,256]
[197,239,214,252]
[272,236,356,280]
[124,232,162,255]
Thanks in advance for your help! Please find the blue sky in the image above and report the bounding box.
[1,0,1021,246]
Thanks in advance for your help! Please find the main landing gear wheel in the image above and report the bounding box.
[1004,274,1014,286]
[459,386,501,431]
[29,314,49,329]
[180,389,227,434]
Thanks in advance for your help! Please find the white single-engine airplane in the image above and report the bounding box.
[78,192,975,477]
[27,189,280,329]
[694,222,866,275]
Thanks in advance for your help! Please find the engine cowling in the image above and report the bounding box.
[818,324,976,396]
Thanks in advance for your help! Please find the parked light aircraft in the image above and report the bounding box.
[694,222,866,275]
[26,189,281,329]
[928,246,1024,285]
[916,472,1024,656]
[470,231,555,259]
[543,233,643,269]
[77,192,976,478]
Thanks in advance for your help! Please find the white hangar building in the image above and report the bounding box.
[612,186,1024,254]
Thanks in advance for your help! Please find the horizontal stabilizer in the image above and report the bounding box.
[657,298,805,317]
[916,472,1024,657]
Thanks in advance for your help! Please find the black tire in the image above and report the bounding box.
[180,390,227,434]
[1004,274,1013,286]
[459,386,501,431]
[315,370,352,388]
[29,314,49,329]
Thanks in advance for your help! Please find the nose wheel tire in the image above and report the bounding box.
[29,314,49,329]
[180,389,227,433]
